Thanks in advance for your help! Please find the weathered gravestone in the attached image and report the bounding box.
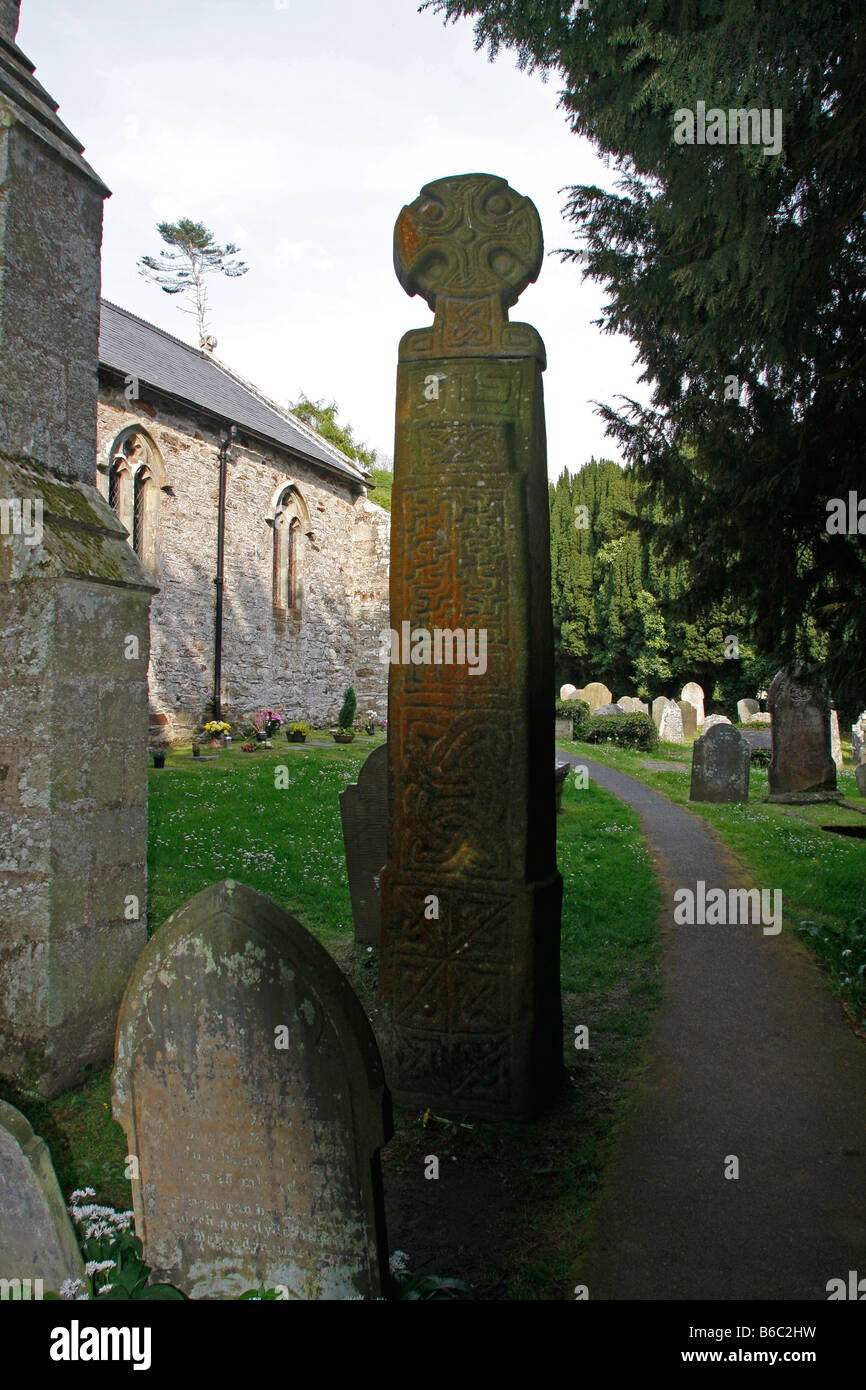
[554,717,573,740]
[767,664,838,802]
[852,714,866,766]
[689,725,751,804]
[340,744,388,947]
[560,684,579,701]
[113,880,392,1300]
[737,698,760,723]
[379,173,563,1122]
[680,682,705,727]
[594,703,624,717]
[617,696,649,715]
[0,0,156,1095]
[830,709,843,770]
[580,682,613,714]
[678,700,698,739]
[0,1099,85,1295]
[702,714,732,733]
[651,696,668,728]
[856,765,866,798]
[658,699,684,744]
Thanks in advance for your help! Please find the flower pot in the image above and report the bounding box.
[192,741,201,758]
[287,731,306,743]
[209,739,221,750]
[333,731,355,744]
[255,732,268,742]
[153,751,166,769]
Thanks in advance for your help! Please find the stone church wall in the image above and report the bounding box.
[97,381,390,742]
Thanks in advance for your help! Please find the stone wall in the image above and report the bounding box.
[96,381,391,741]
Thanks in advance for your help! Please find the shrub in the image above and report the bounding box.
[554,698,590,738]
[338,687,357,731]
[749,745,771,766]
[583,712,658,751]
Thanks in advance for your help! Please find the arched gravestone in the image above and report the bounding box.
[0,1100,86,1294]
[581,682,613,714]
[689,724,751,803]
[680,682,705,726]
[380,173,563,1122]
[678,700,698,739]
[113,880,392,1300]
[340,744,388,947]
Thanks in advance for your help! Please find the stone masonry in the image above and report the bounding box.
[0,1,155,1095]
[96,376,390,743]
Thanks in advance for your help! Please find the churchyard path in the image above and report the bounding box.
[558,753,866,1299]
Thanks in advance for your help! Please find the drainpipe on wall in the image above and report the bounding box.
[213,424,238,720]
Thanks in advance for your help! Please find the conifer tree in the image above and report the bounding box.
[429,0,866,706]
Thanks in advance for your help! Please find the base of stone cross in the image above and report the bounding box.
[765,790,842,804]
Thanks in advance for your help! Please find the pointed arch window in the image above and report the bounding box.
[273,485,309,616]
[103,427,166,575]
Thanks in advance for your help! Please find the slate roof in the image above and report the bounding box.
[98,300,369,486]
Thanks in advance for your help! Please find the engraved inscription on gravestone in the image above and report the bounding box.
[113,880,392,1299]
[340,744,388,947]
[379,173,564,1122]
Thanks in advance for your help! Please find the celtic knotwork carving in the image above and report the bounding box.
[394,174,543,354]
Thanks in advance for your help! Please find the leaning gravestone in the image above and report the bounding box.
[737,698,760,723]
[658,699,684,745]
[689,725,751,804]
[830,710,843,770]
[0,1100,86,1295]
[767,664,838,802]
[113,880,393,1300]
[680,682,705,727]
[340,744,388,947]
[856,765,866,798]
[380,173,563,1122]
[678,700,698,739]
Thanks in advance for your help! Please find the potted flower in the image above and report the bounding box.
[203,719,230,749]
[252,708,285,741]
[332,687,356,744]
[287,721,310,743]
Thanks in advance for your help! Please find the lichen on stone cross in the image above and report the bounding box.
[393,173,544,358]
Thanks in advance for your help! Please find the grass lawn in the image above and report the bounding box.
[2,739,663,1300]
[560,734,866,1036]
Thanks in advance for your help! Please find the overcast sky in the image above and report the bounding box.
[19,0,646,475]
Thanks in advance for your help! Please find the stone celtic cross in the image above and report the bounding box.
[379,173,563,1122]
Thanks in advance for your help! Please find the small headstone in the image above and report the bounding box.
[554,762,570,813]
[689,725,751,803]
[560,684,579,702]
[340,744,388,947]
[554,717,573,740]
[750,712,772,725]
[856,764,866,797]
[651,696,668,728]
[594,703,624,717]
[702,714,732,733]
[737,698,760,723]
[678,700,698,739]
[113,880,393,1300]
[0,1100,86,1295]
[580,682,613,714]
[680,682,705,727]
[830,710,843,770]
[658,699,684,744]
[767,663,838,802]
[740,729,771,751]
